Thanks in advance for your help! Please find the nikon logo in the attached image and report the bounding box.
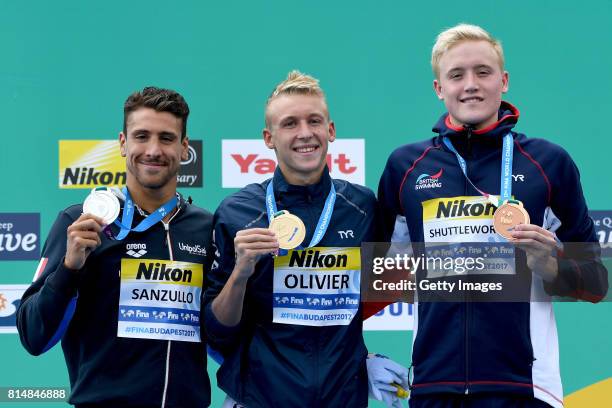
[62,167,126,186]
[289,249,348,268]
[436,200,496,219]
[136,262,193,282]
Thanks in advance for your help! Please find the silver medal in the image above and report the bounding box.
[83,188,120,225]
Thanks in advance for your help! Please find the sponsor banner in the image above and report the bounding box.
[422,196,499,243]
[0,285,29,333]
[59,140,125,189]
[0,213,40,261]
[222,139,365,188]
[273,247,361,326]
[424,242,515,279]
[178,140,202,187]
[363,302,414,331]
[590,210,612,257]
[422,196,516,276]
[118,259,203,342]
[59,139,202,189]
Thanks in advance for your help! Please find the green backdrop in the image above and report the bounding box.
[1,1,610,406]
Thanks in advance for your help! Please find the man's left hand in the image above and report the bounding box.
[511,224,559,282]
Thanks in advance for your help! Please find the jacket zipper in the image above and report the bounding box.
[160,205,182,408]
[463,125,473,395]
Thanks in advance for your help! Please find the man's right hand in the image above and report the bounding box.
[210,228,280,327]
[64,214,105,271]
[233,228,279,281]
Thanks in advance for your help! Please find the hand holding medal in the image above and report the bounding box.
[493,199,530,239]
[268,210,306,250]
[82,187,121,225]
[64,188,118,271]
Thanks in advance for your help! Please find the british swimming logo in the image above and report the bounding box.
[415,169,443,190]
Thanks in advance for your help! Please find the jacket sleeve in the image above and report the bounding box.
[17,210,81,355]
[202,208,242,353]
[376,151,405,242]
[363,151,409,320]
[543,149,608,302]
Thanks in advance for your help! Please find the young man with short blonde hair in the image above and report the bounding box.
[205,71,408,408]
[378,24,607,408]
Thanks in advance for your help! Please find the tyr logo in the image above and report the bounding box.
[512,174,525,182]
[338,230,354,239]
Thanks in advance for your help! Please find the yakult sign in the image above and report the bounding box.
[222,139,365,188]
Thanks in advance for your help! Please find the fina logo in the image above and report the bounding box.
[181,146,197,166]
[415,169,443,190]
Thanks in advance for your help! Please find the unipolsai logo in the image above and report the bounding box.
[178,242,207,257]
[415,169,443,190]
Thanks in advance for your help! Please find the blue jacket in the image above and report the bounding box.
[17,194,213,408]
[377,102,608,408]
[204,168,377,408]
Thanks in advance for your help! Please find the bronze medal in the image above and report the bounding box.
[269,211,306,249]
[493,200,530,239]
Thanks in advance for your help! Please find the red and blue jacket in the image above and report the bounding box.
[377,101,608,408]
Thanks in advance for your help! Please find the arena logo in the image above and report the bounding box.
[59,140,202,189]
[415,169,443,190]
[221,139,365,187]
[126,243,147,258]
[0,213,40,261]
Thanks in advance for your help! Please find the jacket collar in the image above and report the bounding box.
[271,166,332,202]
[433,101,520,156]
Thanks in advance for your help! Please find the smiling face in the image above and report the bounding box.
[119,107,188,196]
[263,93,335,185]
[434,40,509,130]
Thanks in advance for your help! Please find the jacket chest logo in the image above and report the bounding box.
[415,169,444,190]
[126,243,147,258]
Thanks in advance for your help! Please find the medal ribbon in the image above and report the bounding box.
[266,180,336,252]
[114,187,178,240]
[443,133,514,206]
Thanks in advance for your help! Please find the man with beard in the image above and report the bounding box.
[17,87,213,408]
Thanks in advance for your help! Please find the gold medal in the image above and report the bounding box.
[269,211,306,249]
[493,200,530,239]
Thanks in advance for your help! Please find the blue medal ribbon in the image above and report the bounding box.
[265,179,336,255]
[443,133,514,206]
[113,187,178,240]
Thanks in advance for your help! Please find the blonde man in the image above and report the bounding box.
[377,24,607,408]
[205,71,408,407]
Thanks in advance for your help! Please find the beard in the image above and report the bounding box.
[126,160,178,190]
